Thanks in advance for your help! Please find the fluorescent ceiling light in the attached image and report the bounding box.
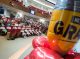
[33,0,54,9]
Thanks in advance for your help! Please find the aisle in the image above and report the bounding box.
[0,36,36,59]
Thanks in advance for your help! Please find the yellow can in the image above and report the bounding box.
[47,0,80,54]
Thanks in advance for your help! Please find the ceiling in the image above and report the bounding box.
[17,0,57,12]
[27,0,57,12]
[0,0,57,19]
[0,0,57,12]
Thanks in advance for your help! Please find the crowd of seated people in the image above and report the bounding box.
[0,15,48,40]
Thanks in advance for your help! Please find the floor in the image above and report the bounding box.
[0,36,37,59]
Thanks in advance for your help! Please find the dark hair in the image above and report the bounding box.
[0,15,2,19]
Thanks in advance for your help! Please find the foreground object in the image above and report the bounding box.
[32,36,51,49]
[47,0,80,54]
[74,55,80,59]
[65,50,75,59]
[65,50,80,59]
[24,47,63,59]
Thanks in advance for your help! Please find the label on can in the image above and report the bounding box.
[47,10,80,52]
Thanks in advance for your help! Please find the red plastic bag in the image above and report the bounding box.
[24,47,63,59]
[32,36,51,49]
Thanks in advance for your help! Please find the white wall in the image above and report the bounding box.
[73,39,80,53]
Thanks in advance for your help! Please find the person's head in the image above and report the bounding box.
[0,15,2,19]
